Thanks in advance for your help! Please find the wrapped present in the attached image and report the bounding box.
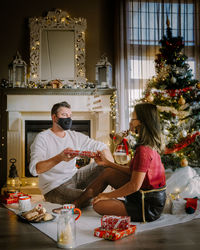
[4,191,25,198]
[94,225,136,241]
[0,192,31,204]
[64,149,97,158]
[101,215,131,230]
[0,196,19,204]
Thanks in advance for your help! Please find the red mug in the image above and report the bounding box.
[63,204,81,221]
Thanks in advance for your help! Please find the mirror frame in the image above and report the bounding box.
[29,9,87,83]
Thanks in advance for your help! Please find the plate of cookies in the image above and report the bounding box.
[18,204,56,223]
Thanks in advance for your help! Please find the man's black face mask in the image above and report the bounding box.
[57,117,72,130]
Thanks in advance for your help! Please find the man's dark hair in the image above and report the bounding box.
[51,101,71,116]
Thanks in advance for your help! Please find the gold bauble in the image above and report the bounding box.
[170,76,177,84]
[180,158,188,167]
[178,96,186,105]
[146,94,154,103]
[197,82,200,89]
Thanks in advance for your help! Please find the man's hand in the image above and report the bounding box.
[36,147,75,174]
[61,147,76,162]
[93,193,110,205]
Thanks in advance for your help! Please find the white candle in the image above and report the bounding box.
[15,81,21,87]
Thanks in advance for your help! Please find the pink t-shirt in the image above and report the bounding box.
[130,145,166,190]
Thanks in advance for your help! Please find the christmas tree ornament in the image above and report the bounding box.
[170,76,177,84]
[146,93,154,102]
[152,76,157,82]
[197,82,200,89]
[180,158,188,167]
[178,96,186,105]
[163,129,169,135]
[181,130,187,137]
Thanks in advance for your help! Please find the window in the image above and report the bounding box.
[128,1,194,46]
[127,1,196,119]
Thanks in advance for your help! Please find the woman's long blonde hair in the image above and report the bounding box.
[134,103,164,154]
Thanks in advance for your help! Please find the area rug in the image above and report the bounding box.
[5,199,200,248]
[4,166,200,247]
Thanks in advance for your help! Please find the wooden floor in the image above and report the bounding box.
[1,204,200,250]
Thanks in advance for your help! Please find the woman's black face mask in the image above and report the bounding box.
[57,117,72,130]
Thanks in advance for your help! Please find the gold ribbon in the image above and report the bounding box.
[139,186,166,223]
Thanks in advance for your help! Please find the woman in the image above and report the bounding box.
[75,103,166,222]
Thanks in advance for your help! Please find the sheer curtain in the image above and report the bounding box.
[115,0,200,131]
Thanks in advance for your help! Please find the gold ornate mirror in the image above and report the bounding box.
[29,9,87,84]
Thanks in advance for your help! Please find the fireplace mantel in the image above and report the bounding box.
[1,87,116,96]
[0,87,116,193]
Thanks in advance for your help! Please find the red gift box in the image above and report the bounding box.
[4,191,24,198]
[101,215,131,230]
[0,196,19,204]
[64,149,97,158]
[94,225,136,241]
[0,192,31,204]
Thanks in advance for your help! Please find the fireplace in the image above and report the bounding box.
[6,90,114,193]
[25,120,90,177]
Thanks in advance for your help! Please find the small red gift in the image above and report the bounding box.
[94,225,136,241]
[4,191,24,198]
[0,192,31,204]
[64,149,97,158]
[101,215,131,230]
[0,196,19,204]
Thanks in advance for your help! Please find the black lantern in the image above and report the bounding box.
[95,55,112,88]
[8,51,27,88]
[7,158,21,192]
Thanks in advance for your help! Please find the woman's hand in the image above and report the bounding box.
[93,193,110,205]
[94,151,111,166]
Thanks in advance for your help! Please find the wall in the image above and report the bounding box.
[0,0,115,82]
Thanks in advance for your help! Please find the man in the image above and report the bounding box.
[29,101,113,205]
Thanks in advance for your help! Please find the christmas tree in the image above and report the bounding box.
[142,19,200,170]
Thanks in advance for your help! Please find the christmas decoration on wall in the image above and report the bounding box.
[8,51,27,88]
[92,94,102,110]
[141,17,200,170]
[110,91,117,121]
[50,79,63,89]
[95,54,112,88]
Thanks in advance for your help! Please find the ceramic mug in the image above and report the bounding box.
[18,196,32,212]
[63,204,81,221]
